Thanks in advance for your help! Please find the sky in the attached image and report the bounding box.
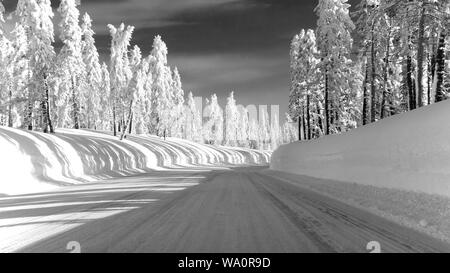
[3,0,359,119]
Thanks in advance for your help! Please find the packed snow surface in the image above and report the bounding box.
[271,100,450,198]
[0,127,270,195]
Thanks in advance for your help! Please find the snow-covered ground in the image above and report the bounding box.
[270,101,450,243]
[0,127,270,195]
[264,170,450,244]
[271,100,450,198]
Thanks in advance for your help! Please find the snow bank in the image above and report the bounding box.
[271,100,450,198]
[0,127,270,195]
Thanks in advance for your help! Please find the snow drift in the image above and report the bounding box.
[0,127,270,195]
[271,100,450,198]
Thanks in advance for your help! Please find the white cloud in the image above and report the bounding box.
[170,53,285,92]
[80,0,244,34]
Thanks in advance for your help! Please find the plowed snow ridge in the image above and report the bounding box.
[0,127,270,195]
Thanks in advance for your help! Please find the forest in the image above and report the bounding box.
[0,0,449,151]
[0,0,299,151]
[290,0,450,140]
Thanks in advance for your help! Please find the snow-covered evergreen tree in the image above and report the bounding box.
[81,13,102,129]
[0,0,12,126]
[281,113,298,144]
[16,0,56,132]
[184,92,202,142]
[259,107,270,150]
[120,45,143,140]
[149,35,173,138]
[6,24,30,128]
[99,62,111,131]
[290,29,324,140]
[248,118,260,150]
[132,56,151,135]
[289,33,301,139]
[203,94,223,145]
[236,105,249,147]
[0,0,4,27]
[170,67,185,138]
[0,30,11,127]
[108,23,134,136]
[315,0,355,135]
[55,0,85,130]
[225,91,239,146]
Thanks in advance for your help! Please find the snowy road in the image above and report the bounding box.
[1,166,449,253]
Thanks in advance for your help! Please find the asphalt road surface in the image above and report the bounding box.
[1,166,449,253]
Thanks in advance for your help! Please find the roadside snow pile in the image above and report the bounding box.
[0,127,270,195]
[271,100,450,198]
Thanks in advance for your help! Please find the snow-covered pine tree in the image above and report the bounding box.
[315,0,355,135]
[56,0,85,130]
[0,1,11,126]
[259,107,270,150]
[120,45,143,140]
[281,113,298,144]
[149,35,173,138]
[132,56,151,135]
[0,31,11,127]
[299,29,322,139]
[81,13,102,130]
[248,118,260,150]
[170,67,185,138]
[433,1,450,102]
[415,0,450,106]
[184,91,202,142]
[289,33,302,139]
[225,91,239,146]
[99,63,111,131]
[108,23,134,136]
[16,0,56,132]
[6,24,30,128]
[0,0,4,26]
[203,94,223,145]
[139,55,155,134]
[353,0,382,123]
[236,105,249,148]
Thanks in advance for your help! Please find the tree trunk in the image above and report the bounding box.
[416,5,426,108]
[435,33,446,102]
[41,96,48,133]
[120,99,134,141]
[370,22,377,123]
[25,69,34,131]
[431,45,437,86]
[306,94,311,140]
[316,102,323,137]
[128,113,133,134]
[112,101,117,136]
[26,99,33,131]
[381,43,390,119]
[362,58,369,125]
[43,89,54,133]
[298,118,302,141]
[44,74,54,133]
[71,77,79,129]
[324,73,330,135]
[302,107,307,141]
[407,56,416,110]
[8,87,12,127]
[427,53,432,105]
